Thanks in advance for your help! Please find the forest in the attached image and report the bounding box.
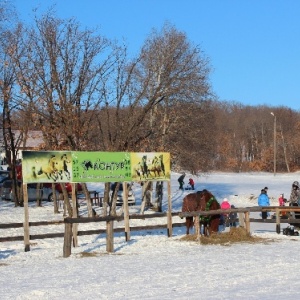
[1,3,300,181]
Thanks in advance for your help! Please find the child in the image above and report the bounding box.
[278,194,285,206]
[278,193,286,217]
[220,198,231,227]
[188,178,195,190]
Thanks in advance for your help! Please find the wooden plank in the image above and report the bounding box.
[0,222,187,242]
[0,220,65,229]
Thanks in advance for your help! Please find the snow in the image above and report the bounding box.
[1,172,300,299]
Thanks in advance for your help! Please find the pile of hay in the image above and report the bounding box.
[180,227,270,245]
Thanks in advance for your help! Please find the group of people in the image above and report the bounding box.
[177,173,194,190]
[257,181,300,219]
[220,198,238,228]
[178,172,300,223]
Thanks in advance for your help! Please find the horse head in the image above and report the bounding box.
[198,189,220,236]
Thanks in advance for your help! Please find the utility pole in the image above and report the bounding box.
[271,112,276,176]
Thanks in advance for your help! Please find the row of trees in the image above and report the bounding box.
[213,102,300,173]
[0,6,212,209]
[1,5,300,209]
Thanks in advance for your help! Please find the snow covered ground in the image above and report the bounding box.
[1,171,300,299]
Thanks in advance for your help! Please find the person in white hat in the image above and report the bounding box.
[221,198,231,210]
[220,198,231,228]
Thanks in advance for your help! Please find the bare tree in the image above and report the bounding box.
[0,5,25,206]
[134,23,212,150]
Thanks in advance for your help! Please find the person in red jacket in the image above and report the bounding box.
[278,194,285,206]
[188,178,195,190]
[278,193,286,217]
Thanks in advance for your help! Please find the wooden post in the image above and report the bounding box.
[71,183,78,247]
[238,212,245,228]
[123,182,130,241]
[276,208,281,234]
[244,211,250,234]
[156,181,163,212]
[140,182,146,214]
[106,220,114,252]
[167,181,172,237]
[23,183,30,252]
[195,215,200,237]
[63,222,72,258]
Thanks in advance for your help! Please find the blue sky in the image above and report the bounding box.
[12,0,300,111]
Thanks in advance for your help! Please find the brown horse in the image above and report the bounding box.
[198,189,221,236]
[181,189,221,236]
[181,191,202,234]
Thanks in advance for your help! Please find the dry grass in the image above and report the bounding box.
[180,227,272,246]
[76,251,125,258]
[77,252,99,258]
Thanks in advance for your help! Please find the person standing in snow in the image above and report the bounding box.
[188,178,195,190]
[220,198,231,227]
[258,189,270,219]
[178,173,186,190]
[278,193,286,217]
[289,181,300,205]
[288,181,300,220]
[278,194,285,206]
[229,204,238,227]
[221,198,231,210]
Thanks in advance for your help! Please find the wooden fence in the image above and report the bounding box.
[2,206,300,257]
[62,205,300,257]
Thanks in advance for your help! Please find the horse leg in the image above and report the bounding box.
[186,218,190,235]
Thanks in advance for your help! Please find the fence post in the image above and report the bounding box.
[276,208,281,234]
[106,220,114,252]
[123,182,130,241]
[244,211,250,234]
[63,222,72,258]
[238,212,245,228]
[71,183,78,247]
[167,181,172,237]
[195,215,200,237]
[23,183,30,252]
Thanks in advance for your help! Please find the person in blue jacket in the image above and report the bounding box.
[258,188,270,219]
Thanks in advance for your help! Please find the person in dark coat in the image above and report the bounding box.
[289,181,300,205]
[289,181,300,221]
[229,204,238,227]
[178,173,186,190]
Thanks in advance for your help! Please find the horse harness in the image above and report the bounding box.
[200,196,220,223]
